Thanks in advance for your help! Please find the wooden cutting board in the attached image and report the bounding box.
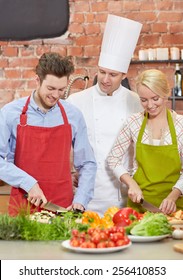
[173,243,183,254]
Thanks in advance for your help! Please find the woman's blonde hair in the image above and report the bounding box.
[136,69,170,98]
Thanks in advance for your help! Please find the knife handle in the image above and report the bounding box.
[23,193,43,204]
[140,198,144,204]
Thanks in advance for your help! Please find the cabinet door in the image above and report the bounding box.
[0,195,10,214]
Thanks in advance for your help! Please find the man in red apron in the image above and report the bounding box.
[0,52,97,215]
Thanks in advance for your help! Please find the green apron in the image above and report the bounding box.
[128,109,183,212]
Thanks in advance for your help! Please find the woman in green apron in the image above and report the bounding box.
[107,69,183,214]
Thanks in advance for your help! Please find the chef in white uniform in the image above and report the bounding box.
[67,14,143,216]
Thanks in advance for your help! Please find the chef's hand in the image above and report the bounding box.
[67,203,85,213]
[128,181,143,203]
[27,183,47,207]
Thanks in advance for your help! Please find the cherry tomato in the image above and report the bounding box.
[87,242,96,248]
[70,238,79,247]
[123,236,131,245]
[71,229,79,237]
[110,232,124,242]
[97,241,106,248]
[87,228,95,235]
[90,233,101,244]
[115,239,125,247]
[80,241,90,248]
[99,232,108,241]
[106,240,115,248]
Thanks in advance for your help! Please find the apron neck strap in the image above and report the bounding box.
[137,109,177,145]
[57,101,69,125]
[20,96,30,125]
[167,109,177,145]
[137,112,147,143]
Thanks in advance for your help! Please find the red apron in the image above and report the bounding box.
[8,96,73,215]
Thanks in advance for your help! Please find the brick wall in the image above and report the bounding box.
[0,0,183,112]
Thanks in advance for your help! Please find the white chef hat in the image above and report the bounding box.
[98,14,142,73]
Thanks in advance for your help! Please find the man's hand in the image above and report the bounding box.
[27,183,47,207]
[67,203,85,213]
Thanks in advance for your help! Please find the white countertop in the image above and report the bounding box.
[0,237,182,260]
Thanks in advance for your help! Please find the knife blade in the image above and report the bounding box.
[140,198,162,213]
[43,201,68,213]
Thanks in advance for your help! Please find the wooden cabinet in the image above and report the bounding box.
[0,195,10,214]
[0,185,11,214]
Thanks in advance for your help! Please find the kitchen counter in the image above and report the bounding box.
[0,237,182,260]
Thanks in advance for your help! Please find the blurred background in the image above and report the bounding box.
[0,0,183,112]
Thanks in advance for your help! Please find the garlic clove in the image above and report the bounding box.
[172,229,183,240]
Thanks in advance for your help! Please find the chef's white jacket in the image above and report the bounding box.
[67,83,143,216]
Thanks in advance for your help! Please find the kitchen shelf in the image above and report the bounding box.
[169,95,183,110]
[131,59,183,64]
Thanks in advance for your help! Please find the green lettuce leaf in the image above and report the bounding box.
[130,212,173,236]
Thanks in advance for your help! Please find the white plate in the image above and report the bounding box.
[62,240,131,254]
[128,234,170,243]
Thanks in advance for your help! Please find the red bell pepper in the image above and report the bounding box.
[112,207,140,226]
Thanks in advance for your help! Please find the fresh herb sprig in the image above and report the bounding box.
[0,212,88,241]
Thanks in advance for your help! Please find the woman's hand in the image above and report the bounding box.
[159,187,181,214]
[120,173,143,203]
[159,198,176,215]
[128,181,143,203]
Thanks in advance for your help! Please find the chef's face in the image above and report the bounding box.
[35,74,68,110]
[138,84,167,118]
[97,67,125,96]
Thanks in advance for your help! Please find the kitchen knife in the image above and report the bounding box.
[140,198,162,213]
[23,194,84,213]
[23,193,67,212]
[42,201,68,213]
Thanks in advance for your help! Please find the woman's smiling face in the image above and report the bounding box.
[138,84,167,118]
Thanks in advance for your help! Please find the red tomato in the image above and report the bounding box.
[80,241,90,248]
[106,240,115,248]
[87,228,95,235]
[78,237,86,245]
[70,238,79,247]
[110,232,124,242]
[71,229,79,237]
[123,236,131,245]
[115,239,125,247]
[108,226,118,234]
[79,232,86,238]
[103,228,111,237]
[90,233,101,244]
[116,226,125,234]
[87,242,97,248]
[97,241,106,248]
[99,232,108,241]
